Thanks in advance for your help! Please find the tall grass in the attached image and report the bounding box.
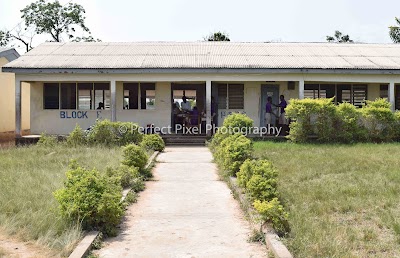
[254,142,400,258]
[0,145,122,256]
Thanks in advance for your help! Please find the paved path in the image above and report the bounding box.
[97,147,266,258]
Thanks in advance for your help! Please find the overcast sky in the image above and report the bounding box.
[1,0,400,52]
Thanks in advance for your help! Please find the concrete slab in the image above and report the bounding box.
[97,147,266,258]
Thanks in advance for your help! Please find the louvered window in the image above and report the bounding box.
[217,84,244,109]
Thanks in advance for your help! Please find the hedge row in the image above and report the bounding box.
[286,98,400,143]
[52,120,165,236]
[210,113,290,236]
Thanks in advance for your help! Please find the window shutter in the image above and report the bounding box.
[228,84,244,109]
[352,85,367,107]
[217,84,227,109]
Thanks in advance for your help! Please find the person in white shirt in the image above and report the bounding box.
[181,96,191,111]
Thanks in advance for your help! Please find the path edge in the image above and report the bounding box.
[68,151,160,258]
[227,176,293,258]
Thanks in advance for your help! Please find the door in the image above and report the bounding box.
[260,85,279,127]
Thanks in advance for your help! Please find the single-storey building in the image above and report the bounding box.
[0,47,30,141]
[3,42,400,136]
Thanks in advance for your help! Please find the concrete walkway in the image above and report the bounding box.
[97,147,266,258]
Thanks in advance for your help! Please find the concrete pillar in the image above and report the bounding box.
[15,78,22,137]
[206,80,212,136]
[299,79,305,99]
[389,81,395,112]
[111,80,117,122]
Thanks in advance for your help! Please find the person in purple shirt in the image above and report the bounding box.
[273,95,289,135]
[265,96,273,126]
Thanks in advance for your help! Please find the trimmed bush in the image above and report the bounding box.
[67,124,87,147]
[247,175,277,201]
[254,198,290,237]
[114,121,143,146]
[86,120,117,146]
[237,159,277,188]
[140,134,165,152]
[122,144,149,171]
[54,161,124,235]
[286,98,399,143]
[86,120,143,146]
[106,165,140,188]
[219,134,253,176]
[209,126,229,152]
[222,113,254,134]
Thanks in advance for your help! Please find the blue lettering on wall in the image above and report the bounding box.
[60,111,90,119]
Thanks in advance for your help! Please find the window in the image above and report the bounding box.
[78,83,93,110]
[44,83,59,109]
[304,83,366,107]
[60,83,76,109]
[123,83,139,109]
[123,83,156,110]
[94,83,110,110]
[304,84,335,99]
[380,84,388,99]
[43,82,110,110]
[217,84,244,109]
[140,83,156,110]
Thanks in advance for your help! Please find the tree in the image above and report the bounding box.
[204,31,230,41]
[326,30,353,43]
[389,17,400,43]
[0,0,98,52]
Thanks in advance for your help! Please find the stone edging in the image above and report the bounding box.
[68,151,160,258]
[227,177,293,258]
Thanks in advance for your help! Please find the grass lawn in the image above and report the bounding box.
[254,142,400,258]
[0,145,122,257]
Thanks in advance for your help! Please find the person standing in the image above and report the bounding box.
[275,95,288,135]
[265,96,273,126]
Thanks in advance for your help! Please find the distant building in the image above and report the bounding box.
[0,48,29,141]
[2,42,400,136]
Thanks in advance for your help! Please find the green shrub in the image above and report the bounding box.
[37,133,58,147]
[86,120,117,146]
[336,103,366,143]
[361,99,396,142]
[237,159,277,188]
[122,144,149,171]
[220,134,253,176]
[209,126,229,152]
[247,175,277,201]
[140,134,165,152]
[54,161,124,235]
[67,124,87,147]
[86,120,143,146]
[222,113,254,134]
[130,177,145,192]
[286,98,337,142]
[254,198,290,237]
[114,121,143,145]
[106,165,140,188]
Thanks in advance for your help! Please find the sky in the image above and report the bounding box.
[1,0,400,52]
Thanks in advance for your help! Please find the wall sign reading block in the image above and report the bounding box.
[60,111,102,119]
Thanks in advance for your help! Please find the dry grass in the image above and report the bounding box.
[254,142,400,258]
[0,144,122,257]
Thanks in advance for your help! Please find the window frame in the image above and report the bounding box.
[217,83,244,109]
[123,82,156,110]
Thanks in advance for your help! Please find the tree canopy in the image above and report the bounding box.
[326,30,353,43]
[204,31,230,41]
[389,17,400,43]
[0,0,98,52]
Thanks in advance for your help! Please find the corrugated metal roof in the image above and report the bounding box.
[5,42,400,70]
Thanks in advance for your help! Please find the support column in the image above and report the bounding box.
[389,81,395,112]
[15,78,22,137]
[206,80,212,136]
[299,79,305,99]
[111,80,117,122]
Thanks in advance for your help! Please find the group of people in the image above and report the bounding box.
[265,95,289,134]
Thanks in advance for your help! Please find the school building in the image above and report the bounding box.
[3,42,400,137]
